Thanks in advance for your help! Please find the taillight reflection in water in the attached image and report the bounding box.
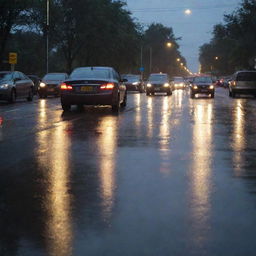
[147,97,153,138]
[232,100,245,175]
[97,116,118,222]
[159,97,172,174]
[36,111,73,256]
[190,103,213,246]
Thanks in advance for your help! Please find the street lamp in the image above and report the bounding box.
[46,0,50,73]
[176,58,180,62]
[166,42,172,48]
[215,56,219,60]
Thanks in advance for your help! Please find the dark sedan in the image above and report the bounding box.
[190,76,215,98]
[0,71,34,103]
[60,67,127,112]
[38,72,68,98]
[146,73,172,96]
[122,74,144,93]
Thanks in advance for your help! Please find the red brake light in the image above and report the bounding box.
[60,83,73,90]
[100,83,114,90]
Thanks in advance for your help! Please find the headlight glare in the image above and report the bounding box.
[193,85,198,89]
[164,83,169,87]
[210,85,214,89]
[40,82,46,88]
[0,84,9,89]
[147,83,152,88]
[132,82,139,85]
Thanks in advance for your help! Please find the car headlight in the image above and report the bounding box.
[40,82,46,88]
[147,83,152,88]
[210,85,214,89]
[193,85,198,89]
[164,83,169,87]
[0,84,9,89]
[179,83,184,87]
[132,82,139,85]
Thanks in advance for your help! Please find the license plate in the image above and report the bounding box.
[155,88,161,91]
[81,86,93,92]
[48,88,54,92]
[201,89,208,92]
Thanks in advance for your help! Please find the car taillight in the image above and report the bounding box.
[100,83,114,90]
[60,83,73,90]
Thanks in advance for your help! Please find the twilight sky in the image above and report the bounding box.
[125,0,241,73]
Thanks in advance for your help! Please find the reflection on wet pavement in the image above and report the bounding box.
[2,90,256,255]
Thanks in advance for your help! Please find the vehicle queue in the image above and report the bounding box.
[1,67,256,111]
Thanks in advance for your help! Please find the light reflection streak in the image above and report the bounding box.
[232,100,245,175]
[159,97,172,174]
[174,89,183,108]
[36,103,73,256]
[147,97,153,138]
[97,116,117,221]
[191,102,213,246]
[134,94,142,136]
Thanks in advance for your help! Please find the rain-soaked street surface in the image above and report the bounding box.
[1,88,256,256]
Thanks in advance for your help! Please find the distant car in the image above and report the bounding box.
[229,71,256,98]
[172,76,186,90]
[146,73,172,96]
[60,66,127,112]
[121,74,144,93]
[27,75,41,95]
[190,76,215,98]
[0,71,34,103]
[39,72,69,98]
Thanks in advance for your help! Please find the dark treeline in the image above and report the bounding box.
[199,0,256,76]
[0,0,186,77]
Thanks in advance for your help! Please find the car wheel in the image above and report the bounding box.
[211,93,215,98]
[190,92,195,99]
[151,92,155,96]
[27,88,34,101]
[167,90,172,96]
[231,91,236,98]
[8,89,16,103]
[62,102,71,111]
[229,90,232,97]
[112,95,120,112]
[146,91,150,96]
[120,93,127,108]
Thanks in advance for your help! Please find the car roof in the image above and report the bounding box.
[235,70,256,75]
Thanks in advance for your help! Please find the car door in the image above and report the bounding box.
[21,73,32,96]
[13,72,25,98]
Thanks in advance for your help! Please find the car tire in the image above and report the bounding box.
[146,91,150,96]
[27,88,33,101]
[120,93,127,108]
[190,93,195,99]
[231,91,236,98]
[151,92,155,96]
[112,95,120,112]
[167,90,172,96]
[229,90,232,97]
[8,89,16,103]
[211,93,214,98]
[62,102,71,111]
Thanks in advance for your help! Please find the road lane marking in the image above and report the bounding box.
[4,108,20,113]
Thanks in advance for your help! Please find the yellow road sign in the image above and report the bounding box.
[9,52,17,64]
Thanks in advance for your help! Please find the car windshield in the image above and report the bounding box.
[122,75,140,82]
[70,68,111,79]
[149,74,168,82]
[193,77,212,83]
[0,72,12,81]
[237,72,256,81]
[173,77,184,82]
[43,74,66,80]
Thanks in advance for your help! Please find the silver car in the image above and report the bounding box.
[229,71,256,97]
[0,71,34,103]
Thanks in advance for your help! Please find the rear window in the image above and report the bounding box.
[193,77,212,83]
[122,75,140,82]
[43,73,66,80]
[236,72,256,81]
[70,68,111,79]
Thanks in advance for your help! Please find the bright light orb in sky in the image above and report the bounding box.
[184,9,192,15]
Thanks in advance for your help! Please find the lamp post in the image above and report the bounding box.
[46,0,49,73]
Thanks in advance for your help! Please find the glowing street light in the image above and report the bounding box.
[215,56,219,60]
[185,9,192,15]
[176,58,180,62]
[166,42,172,48]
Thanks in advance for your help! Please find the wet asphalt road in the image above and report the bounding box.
[1,88,256,256]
